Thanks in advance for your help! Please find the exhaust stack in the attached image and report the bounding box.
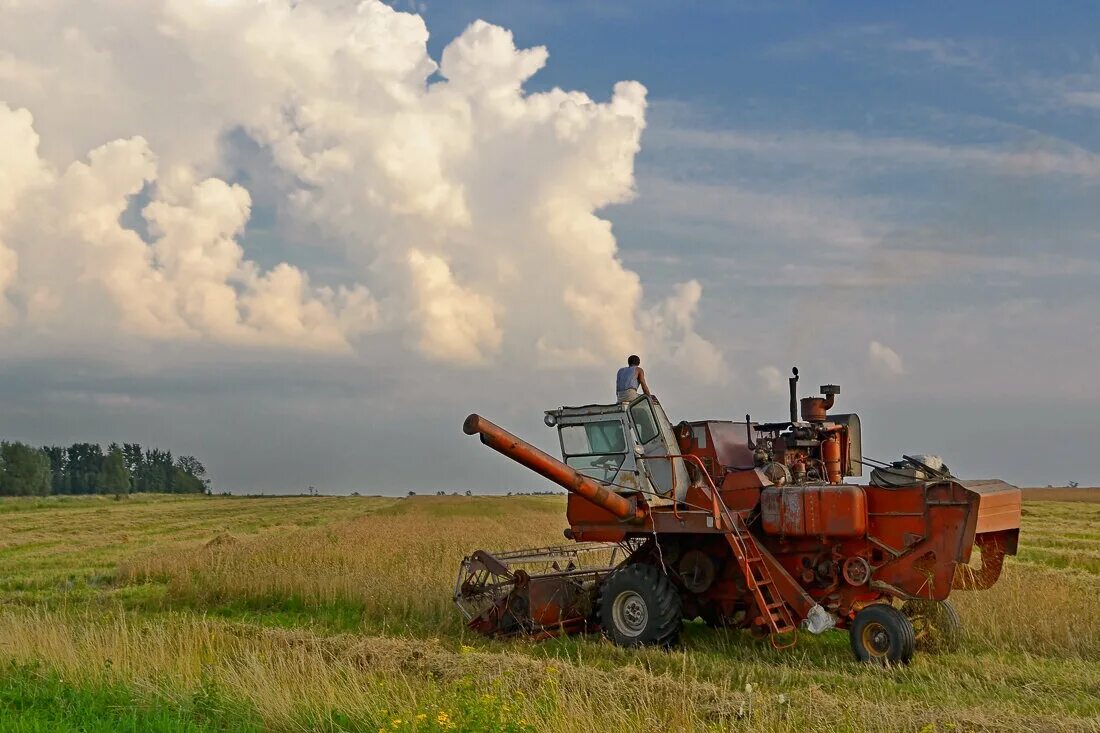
[788,367,800,424]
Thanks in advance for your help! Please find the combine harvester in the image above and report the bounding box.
[456,369,1021,664]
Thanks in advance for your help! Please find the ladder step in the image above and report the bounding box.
[709,488,800,645]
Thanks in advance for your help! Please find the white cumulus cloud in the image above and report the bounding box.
[0,104,376,351]
[0,0,720,372]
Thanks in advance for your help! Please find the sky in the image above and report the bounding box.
[1,0,1098,492]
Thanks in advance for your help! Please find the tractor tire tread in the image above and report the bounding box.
[598,562,682,648]
[850,603,916,665]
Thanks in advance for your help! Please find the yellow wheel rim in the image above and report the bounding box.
[860,621,891,658]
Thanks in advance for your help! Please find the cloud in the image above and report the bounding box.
[639,280,728,385]
[0,0,719,372]
[649,127,1100,181]
[0,104,377,351]
[1063,90,1100,110]
[756,366,787,395]
[890,37,989,72]
[868,340,904,376]
[641,177,884,252]
[406,249,501,364]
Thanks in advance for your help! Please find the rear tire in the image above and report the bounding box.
[599,563,682,647]
[902,599,962,652]
[850,604,915,665]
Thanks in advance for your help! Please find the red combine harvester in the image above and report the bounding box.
[455,369,1022,663]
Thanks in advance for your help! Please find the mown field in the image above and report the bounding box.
[0,490,1097,732]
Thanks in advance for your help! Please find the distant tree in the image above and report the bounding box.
[177,456,208,487]
[169,467,204,493]
[142,449,173,493]
[122,443,144,477]
[163,455,205,494]
[0,442,52,496]
[464,490,472,497]
[407,491,416,496]
[42,446,66,492]
[101,445,131,496]
[0,438,212,497]
[65,443,105,494]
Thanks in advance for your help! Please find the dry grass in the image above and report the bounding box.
[120,496,568,633]
[0,492,1099,732]
[1,607,1097,733]
[1021,487,1100,503]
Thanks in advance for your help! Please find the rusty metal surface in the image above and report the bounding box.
[958,479,1023,536]
[699,421,757,470]
[953,530,1014,589]
[455,542,639,637]
[463,413,645,522]
[760,485,868,538]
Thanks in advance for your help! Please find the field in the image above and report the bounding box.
[0,490,1097,732]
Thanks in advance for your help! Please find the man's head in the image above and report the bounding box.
[627,354,640,366]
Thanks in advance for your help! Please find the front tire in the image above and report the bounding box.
[599,563,682,647]
[850,604,916,665]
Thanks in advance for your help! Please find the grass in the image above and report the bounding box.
[0,662,265,732]
[0,491,1097,732]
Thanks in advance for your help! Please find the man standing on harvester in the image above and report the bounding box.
[615,355,651,402]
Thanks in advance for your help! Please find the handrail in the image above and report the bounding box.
[636,453,725,528]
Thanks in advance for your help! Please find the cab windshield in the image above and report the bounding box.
[559,420,627,483]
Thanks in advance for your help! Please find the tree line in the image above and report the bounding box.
[0,441,209,496]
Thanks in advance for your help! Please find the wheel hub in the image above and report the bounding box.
[862,621,890,657]
[612,590,649,637]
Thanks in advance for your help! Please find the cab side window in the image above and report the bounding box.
[629,400,660,444]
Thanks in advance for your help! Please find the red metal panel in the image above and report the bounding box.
[760,486,867,537]
[703,421,756,469]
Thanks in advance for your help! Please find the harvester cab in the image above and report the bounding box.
[544,396,690,504]
[456,369,1022,664]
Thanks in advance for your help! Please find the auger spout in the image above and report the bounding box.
[463,414,645,522]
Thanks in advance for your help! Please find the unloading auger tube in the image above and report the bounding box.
[463,413,646,522]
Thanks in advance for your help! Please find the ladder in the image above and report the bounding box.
[678,455,798,647]
[721,506,798,646]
